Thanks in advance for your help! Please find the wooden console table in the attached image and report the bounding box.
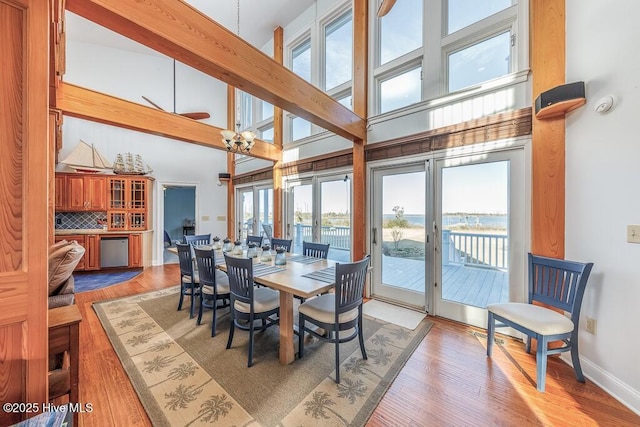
[48,305,82,426]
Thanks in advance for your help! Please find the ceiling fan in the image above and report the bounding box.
[377,0,397,17]
[142,60,210,120]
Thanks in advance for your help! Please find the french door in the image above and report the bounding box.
[433,148,527,328]
[236,185,273,242]
[285,173,352,262]
[370,163,429,310]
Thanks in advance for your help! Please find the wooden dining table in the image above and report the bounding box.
[169,245,337,364]
[218,253,336,365]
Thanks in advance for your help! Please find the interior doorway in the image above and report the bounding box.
[162,184,196,264]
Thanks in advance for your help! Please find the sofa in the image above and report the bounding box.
[48,240,85,308]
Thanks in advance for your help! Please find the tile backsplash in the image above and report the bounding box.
[55,212,107,230]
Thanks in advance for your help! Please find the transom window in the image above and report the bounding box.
[324,10,352,91]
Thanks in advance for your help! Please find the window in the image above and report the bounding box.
[324,10,352,91]
[260,100,273,121]
[240,91,252,130]
[372,0,520,116]
[380,66,422,114]
[292,38,311,82]
[379,0,423,66]
[448,31,511,92]
[447,0,513,34]
[260,126,274,143]
[291,116,312,141]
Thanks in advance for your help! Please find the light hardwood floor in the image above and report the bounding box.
[71,264,639,426]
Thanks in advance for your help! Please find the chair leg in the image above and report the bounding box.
[358,314,367,360]
[189,284,196,319]
[525,336,532,354]
[226,315,235,350]
[536,336,548,392]
[197,294,204,325]
[334,326,340,384]
[248,317,255,367]
[211,302,217,337]
[570,332,585,383]
[177,285,185,311]
[298,314,305,359]
[486,312,495,357]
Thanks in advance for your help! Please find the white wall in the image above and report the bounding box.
[566,0,640,413]
[62,40,232,265]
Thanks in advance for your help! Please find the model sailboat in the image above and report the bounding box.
[60,140,112,173]
[113,153,153,175]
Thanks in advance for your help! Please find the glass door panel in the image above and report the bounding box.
[258,187,273,242]
[371,164,428,309]
[289,182,313,254]
[434,149,526,329]
[238,189,254,242]
[319,177,351,262]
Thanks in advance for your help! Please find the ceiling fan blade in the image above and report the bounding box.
[179,112,210,120]
[377,0,397,17]
[141,96,165,111]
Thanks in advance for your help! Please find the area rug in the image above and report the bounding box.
[363,300,427,330]
[74,269,142,293]
[94,287,433,426]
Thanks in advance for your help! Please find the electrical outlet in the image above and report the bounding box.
[585,317,597,335]
[216,216,226,221]
[627,225,640,243]
[201,215,210,221]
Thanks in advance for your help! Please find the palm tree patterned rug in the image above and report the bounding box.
[94,287,433,426]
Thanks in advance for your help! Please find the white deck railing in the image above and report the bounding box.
[442,229,508,270]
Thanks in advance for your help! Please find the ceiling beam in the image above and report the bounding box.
[56,82,280,161]
[65,0,366,142]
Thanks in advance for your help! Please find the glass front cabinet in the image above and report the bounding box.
[107,176,151,230]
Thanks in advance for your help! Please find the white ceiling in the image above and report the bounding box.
[66,0,316,55]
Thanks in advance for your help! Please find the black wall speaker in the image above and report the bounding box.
[535,81,585,115]
[218,173,231,180]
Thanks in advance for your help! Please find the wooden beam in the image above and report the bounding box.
[531,0,565,258]
[273,26,284,239]
[65,0,366,142]
[55,82,280,161]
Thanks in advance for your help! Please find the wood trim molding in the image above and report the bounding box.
[65,0,366,142]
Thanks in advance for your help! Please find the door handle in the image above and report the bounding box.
[372,227,377,245]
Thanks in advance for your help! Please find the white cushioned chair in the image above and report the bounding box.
[486,253,593,392]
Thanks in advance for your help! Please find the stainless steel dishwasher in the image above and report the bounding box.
[100,236,129,268]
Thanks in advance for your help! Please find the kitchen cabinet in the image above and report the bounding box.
[54,234,100,271]
[54,174,65,211]
[59,174,107,211]
[107,177,151,230]
[128,233,142,267]
[55,235,86,271]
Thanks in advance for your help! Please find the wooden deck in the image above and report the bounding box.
[381,255,509,308]
[167,247,509,308]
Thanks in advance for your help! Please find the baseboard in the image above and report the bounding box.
[561,354,640,416]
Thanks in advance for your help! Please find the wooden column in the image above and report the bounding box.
[530,0,566,258]
[0,1,49,423]
[226,86,236,240]
[272,26,284,239]
[351,0,368,261]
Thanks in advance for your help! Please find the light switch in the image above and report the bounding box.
[201,215,210,221]
[217,216,226,221]
[627,225,640,243]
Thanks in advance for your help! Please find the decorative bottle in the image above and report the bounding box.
[274,247,286,266]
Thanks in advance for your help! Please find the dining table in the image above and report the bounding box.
[170,245,336,364]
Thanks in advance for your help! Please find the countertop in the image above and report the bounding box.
[55,229,153,235]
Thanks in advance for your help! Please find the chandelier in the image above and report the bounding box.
[220,0,256,154]
[220,123,256,153]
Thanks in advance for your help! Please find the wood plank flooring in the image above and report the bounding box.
[72,265,640,426]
